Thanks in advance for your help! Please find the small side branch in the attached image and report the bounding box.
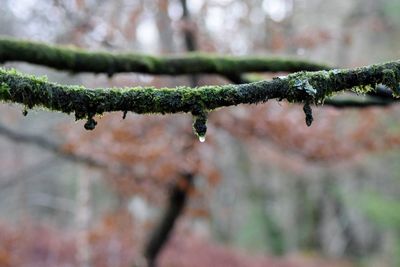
[324,96,395,108]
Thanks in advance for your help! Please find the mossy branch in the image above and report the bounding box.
[0,37,330,76]
[2,38,397,110]
[0,59,399,135]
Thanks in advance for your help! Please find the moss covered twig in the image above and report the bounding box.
[0,37,330,76]
[225,70,400,108]
[0,59,399,132]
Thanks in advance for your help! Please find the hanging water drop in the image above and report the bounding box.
[192,109,208,141]
[303,102,313,127]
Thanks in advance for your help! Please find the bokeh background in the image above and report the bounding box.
[0,0,400,266]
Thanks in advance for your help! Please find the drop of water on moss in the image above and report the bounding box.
[199,136,206,143]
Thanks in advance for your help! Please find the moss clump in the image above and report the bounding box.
[286,71,327,105]
[0,82,10,99]
[192,110,208,140]
[382,69,400,97]
[351,84,375,95]
[292,77,317,97]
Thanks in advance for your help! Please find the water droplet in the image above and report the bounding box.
[296,48,305,56]
[199,136,206,143]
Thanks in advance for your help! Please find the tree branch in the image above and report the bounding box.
[3,38,398,109]
[0,60,399,134]
[323,96,395,108]
[0,61,398,113]
[0,122,104,167]
[144,173,194,267]
[0,38,330,76]
[180,0,199,86]
[226,74,400,108]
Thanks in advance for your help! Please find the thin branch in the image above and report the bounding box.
[367,84,396,99]
[0,158,59,192]
[0,37,330,76]
[180,0,197,52]
[180,0,199,86]
[0,122,104,167]
[224,72,251,84]
[144,173,194,267]
[227,75,399,108]
[323,96,395,108]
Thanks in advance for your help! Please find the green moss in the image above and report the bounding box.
[192,108,208,139]
[0,82,10,98]
[0,59,399,133]
[286,71,326,104]
[382,69,400,97]
[0,37,331,75]
[351,84,374,95]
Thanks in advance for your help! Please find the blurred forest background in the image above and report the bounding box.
[0,0,400,266]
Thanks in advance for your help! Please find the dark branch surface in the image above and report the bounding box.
[0,37,330,76]
[180,0,199,86]
[144,173,194,267]
[324,96,395,108]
